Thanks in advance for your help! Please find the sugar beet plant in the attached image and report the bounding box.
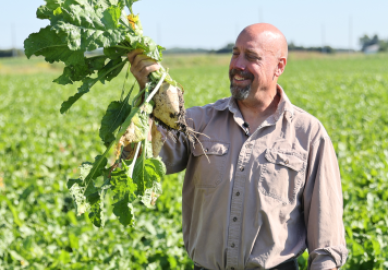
[24,0,193,227]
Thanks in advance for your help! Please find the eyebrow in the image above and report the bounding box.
[232,46,260,56]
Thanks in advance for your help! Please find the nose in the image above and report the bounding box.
[231,54,246,70]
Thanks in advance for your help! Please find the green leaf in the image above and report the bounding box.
[84,182,100,204]
[99,99,131,147]
[45,0,64,10]
[98,58,125,83]
[132,112,149,142]
[69,183,87,215]
[110,163,137,226]
[67,178,83,189]
[36,0,64,20]
[144,157,166,188]
[60,92,85,114]
[53,66,74,85]
[67,162,95,215]
[50,2,128,51]
[24,26,84,66]
[77,77,100,93]
[87,55,108,70]
[123,34,162,61]
[60,58,128,113]
[88,200,102,227]
[112,196,134,226]
[36,5,52,19]
[102,6,122,28]
[55,55,108,85]
[104,46,129,59]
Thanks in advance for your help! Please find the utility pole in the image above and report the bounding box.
[12,23,16,57]
[349,15,352,53]
[321,24,326,54]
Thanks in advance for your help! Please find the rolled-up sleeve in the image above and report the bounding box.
[158,127,191,174]
[158,109,196,174]
[303,135,348,270]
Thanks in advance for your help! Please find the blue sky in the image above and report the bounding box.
[1,0,387,50]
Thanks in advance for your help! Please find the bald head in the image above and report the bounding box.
[238,23,288,59]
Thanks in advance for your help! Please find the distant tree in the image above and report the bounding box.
[378,40,388,52]
[216,43,234,54]
[359,34,380,51]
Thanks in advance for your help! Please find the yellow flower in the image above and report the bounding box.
[127,14,139,30]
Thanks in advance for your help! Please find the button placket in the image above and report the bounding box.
[226,141,254,269]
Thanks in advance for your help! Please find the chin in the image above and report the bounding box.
[230,83,252,100]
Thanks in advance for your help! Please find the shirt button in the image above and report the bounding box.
[284,159,289,165]
[245,143,252,148]
[235,191,240,196]
[231,243,235,248]
[233,217,237,222]
[239,166,244,171]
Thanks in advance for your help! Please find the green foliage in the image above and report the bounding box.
[99,94,132,147]
[24,0,166,113]
[24,0,179,229]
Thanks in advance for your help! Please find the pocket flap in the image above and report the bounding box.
[193,141,229,156]
[265,149,304,172]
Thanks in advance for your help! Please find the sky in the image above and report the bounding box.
[1,0,387,51]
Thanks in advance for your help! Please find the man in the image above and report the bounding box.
[127,23,348,270]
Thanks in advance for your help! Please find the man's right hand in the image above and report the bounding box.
[127,49,160,89]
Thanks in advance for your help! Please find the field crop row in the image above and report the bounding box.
[1,54,388,269]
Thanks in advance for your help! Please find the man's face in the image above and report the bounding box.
[229,31,279,100]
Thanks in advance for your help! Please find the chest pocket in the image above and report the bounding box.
[258,149,306,204]
[192,140,230,188]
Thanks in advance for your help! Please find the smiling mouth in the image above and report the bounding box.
[233,74,250,81]
[230,69,254,83]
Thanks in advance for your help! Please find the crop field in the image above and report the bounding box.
[1,53,388,269]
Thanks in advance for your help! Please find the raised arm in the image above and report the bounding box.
[123,50,191,173]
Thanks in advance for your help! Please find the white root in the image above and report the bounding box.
[151,120,166,157]
[152,82,183,130]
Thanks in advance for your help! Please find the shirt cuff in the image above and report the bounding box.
[308,245,348,270]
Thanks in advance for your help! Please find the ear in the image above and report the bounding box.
[275,57,287,77]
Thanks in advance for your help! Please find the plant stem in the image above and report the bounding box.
[146,73,167,103]
[128,142,141,178]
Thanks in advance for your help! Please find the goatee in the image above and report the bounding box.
[229,68,255,100]
[230,83,251,100]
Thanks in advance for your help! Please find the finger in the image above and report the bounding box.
[127,49,144,64]
[130,57,159,80]
[138,63,160,79]
[131,54,156,71]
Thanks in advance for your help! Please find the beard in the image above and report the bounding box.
[230,83,251,100]
[229,68,254,100]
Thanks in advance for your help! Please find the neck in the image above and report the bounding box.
[236,85,280,131]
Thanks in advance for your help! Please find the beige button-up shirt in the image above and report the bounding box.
[159,85,348,270]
